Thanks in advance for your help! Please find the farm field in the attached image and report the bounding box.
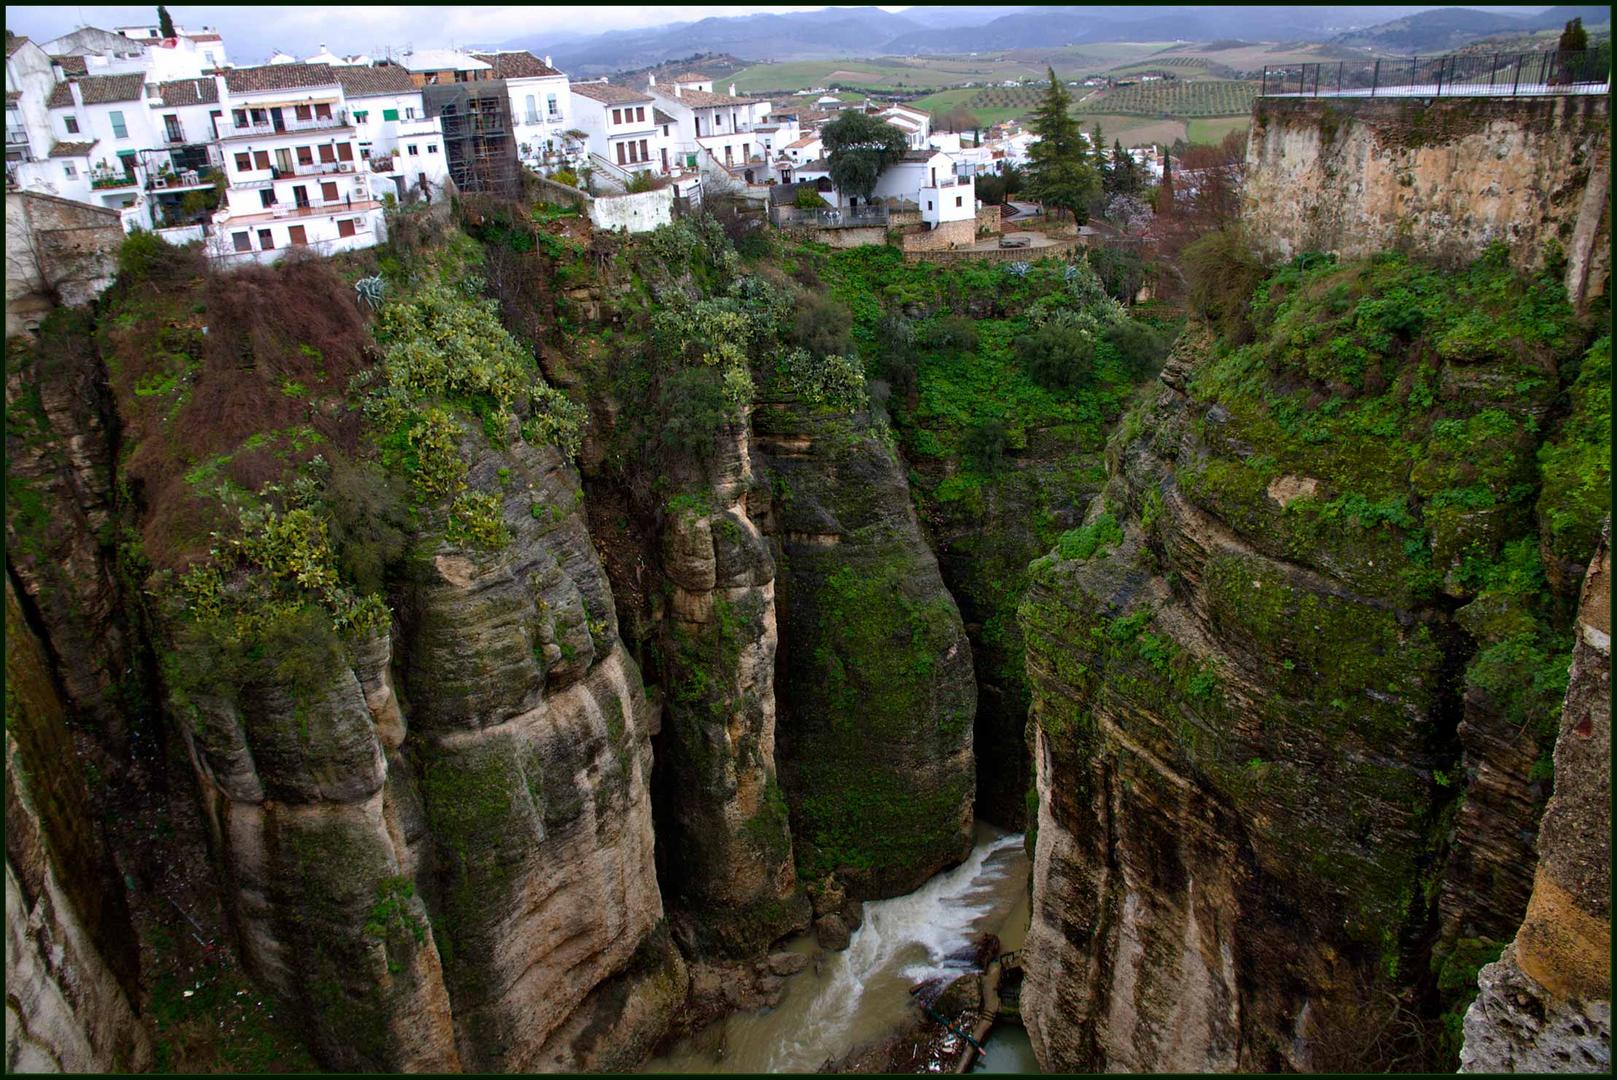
[728,42,1179,94]
[1085,78,1260,117]
[1071,113,1189,149]
[1186,115,1251,144]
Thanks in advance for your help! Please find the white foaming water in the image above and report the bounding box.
[645,825,1029,1074]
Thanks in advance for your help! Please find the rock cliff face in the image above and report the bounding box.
[648,416,810,956]
[755,401,976,900]
[171,430,678,1071]
[1243,96,1610,305]
[1461,524,1610,1073]
[6,578,152,1072]
[1018,251,1606,1071]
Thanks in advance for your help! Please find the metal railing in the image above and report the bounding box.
[1262,48,1610,99]
[224,111,352,138]
[770,204,889,228]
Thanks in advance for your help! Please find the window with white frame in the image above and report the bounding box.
[525,94,538,124]
[109,111,127,138]
[63,163,77,178]
[546,93,558,117]
[65,116,79,134]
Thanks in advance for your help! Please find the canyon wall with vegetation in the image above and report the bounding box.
[5,139,1608,1073]
[1018,242,1609,1070]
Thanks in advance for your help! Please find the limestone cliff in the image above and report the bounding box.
[6,577,152,1072]
[755,400,976,900]
[1243,95,1610,306]
[1461,523,1610,1073]
[646,415,810,957]
[1019,251,1607,1071]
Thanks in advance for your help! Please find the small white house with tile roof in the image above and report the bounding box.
[569,80,661,178]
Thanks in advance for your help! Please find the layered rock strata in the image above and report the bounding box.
[1461,524,1610,1072]
[754,402,975,899]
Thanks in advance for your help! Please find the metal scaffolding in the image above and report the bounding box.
[423,81,519,196]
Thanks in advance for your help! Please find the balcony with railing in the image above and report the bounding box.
[223,110,353,139]
[216,196,381,227]
[90,168,139,190]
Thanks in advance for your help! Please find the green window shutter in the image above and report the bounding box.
[382,108,400,122]
[355,110,368,123]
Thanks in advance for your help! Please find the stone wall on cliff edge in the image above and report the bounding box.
[1242,95,1609,305]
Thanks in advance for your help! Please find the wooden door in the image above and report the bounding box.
[288,225,308,246]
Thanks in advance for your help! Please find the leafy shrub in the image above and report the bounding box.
[1016,319,1098,391]
[1054,512,1123,561]
[552,169,579,188]
[776,348,866,410]
[918,313,979,353]
[1088,245,1146,302]
[1182,228,1265,341]
[1105,318,1168,379]
[961,416,1009,474]
[790,290,854,357]
[116,229,170,282]
[364,283,584,456]
[793,185,829,209]
[445,490,512,550]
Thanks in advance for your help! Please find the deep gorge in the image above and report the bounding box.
[6,143,1610,1075]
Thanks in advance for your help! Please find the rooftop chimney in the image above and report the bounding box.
[648,74,656,86]
[674,85,681,98]
[544,55,551,67]
[729,82,736,96]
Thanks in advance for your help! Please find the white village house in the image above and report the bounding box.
[568,80,663,180]
[471,51,574,175]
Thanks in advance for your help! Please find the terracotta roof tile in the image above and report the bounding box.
[331,64,418,98]
[50,55,88,75]
[470,51,560,79]
[49,139,97,157]
[48,72,146,107]
[157,76,219,106]
[663,86,761,108]
[221,63,340,94]
[7,36,30,57]
[571,81,652,105]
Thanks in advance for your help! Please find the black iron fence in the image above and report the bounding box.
[1262,48,1610,99]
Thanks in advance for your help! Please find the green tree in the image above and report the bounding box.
[821,109,909,202]
[1559,16,1588,53]
[1025,67,1099,223]
[1107,138,1141,196]
[1555,17,1589,84]
[1157,149,1173,216]
[157,5,176,37]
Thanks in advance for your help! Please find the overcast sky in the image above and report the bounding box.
[6,4,911,60]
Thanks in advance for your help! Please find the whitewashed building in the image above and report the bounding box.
[209,64,391,261]
[470,51,573,173]
[647,72,772,180]
[864,147,977,227]
[569,80,661,179]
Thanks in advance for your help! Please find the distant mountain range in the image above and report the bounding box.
[1332,4,1608,52]
[494,5,1596,77]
